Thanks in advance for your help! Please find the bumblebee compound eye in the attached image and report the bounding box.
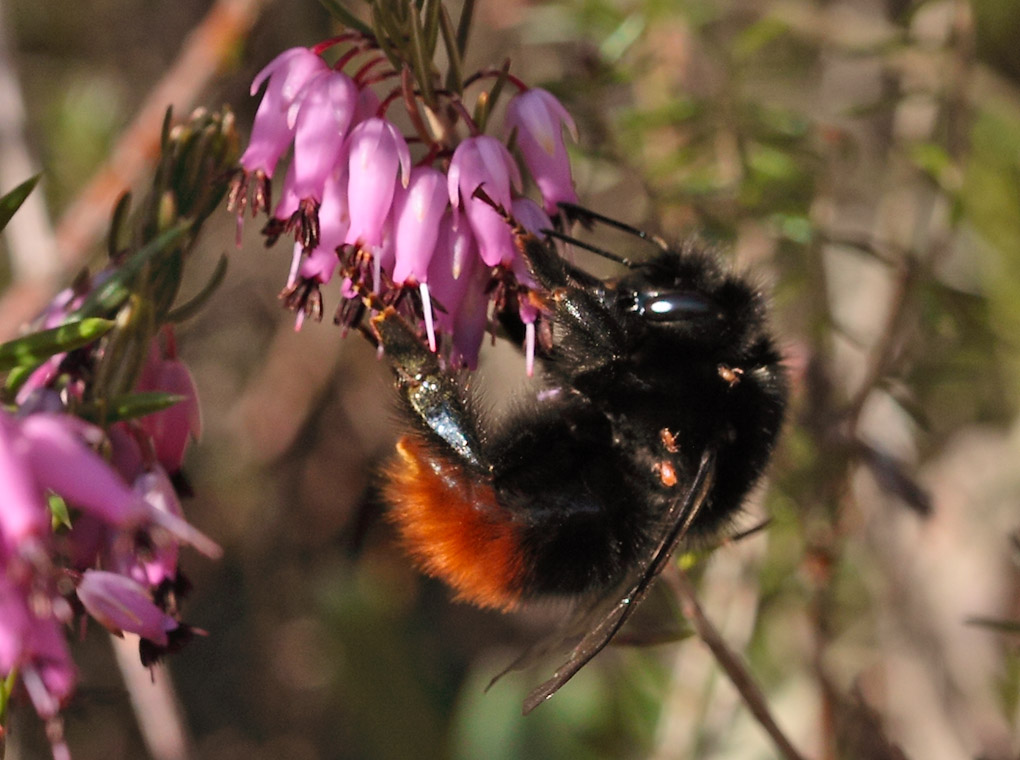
[625,290,721,323]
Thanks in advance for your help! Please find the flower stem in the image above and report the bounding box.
[673,571,811,760]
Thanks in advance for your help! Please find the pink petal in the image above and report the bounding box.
[77,570,178,646]
[289,71,358,201]
[241,48,329,177]
[344,118,411,247]
[17,414,143,526]
[391,166,449,284]
[0,412,50,546]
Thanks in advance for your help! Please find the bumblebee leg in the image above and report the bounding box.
[370,307,488,473]
[374,306,528,610]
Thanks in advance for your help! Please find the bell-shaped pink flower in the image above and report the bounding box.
[17,414,145,526]
[509,198,549,376]
[107,422,145,483]
[300,160,350,284]
[427,219,490,368]
[0,575,75,719]
[287,70,358,201]
[77,570,178,646]
[299,245,340,285]
[137,350,202,474]
[0,412,50,550]
[448,136,522,267]
[132,468,184,587]
[240,47,329,178]
[505,88,579,214]
[391,166,449,285]
[511,197,553,239]
[272,161,301,222]
[344,117,411,248]
[15,413,219,558]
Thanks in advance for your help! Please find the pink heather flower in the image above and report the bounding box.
[300,245,340,285]
[137,352,202,475]
[239,47,329,178]
[107,422,145,484]
[287,70,359,201]
[302,159,350,279]
[344,117,411,248]
[390,167,448,351]
[67,466,187,593]
[0,411,51,550]
[509,198,550,376]
[77,570,178,646]
[0,575,75,719]
[273,161,302,222]
[131,468,183,587]
[13,412,219,558]
[505,88,579,214]
[17,413,147,527]
[285,161,351,327]
[427,220,490,368]
[448,136,522,267]
[391,166,449,285]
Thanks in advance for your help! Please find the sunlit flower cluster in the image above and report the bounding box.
[2,280,212,755]
[230,35,580,370]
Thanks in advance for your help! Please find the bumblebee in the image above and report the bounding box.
[373,207,788,711]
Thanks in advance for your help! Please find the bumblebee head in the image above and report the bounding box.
[613,243,774,367]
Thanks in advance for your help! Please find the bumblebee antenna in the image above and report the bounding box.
[558,202,670,252]
[539,228,640,269]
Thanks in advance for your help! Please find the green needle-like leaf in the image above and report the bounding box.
[79,391,184,425]
[68,223,191,321]
[165,253,229,323]
[0,319,115,372]
[317,0,373,36]
[0,175,41,232]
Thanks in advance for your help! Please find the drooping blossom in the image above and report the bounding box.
[275,70,359,250]
[344,117,411,248]
[136,334,202,474]
[448,135,522,267]
[0,411,51,552]
[0,405,218,741]
[129,468,186,588]
[510,198,553,376]
[287,71,358,199]
[77,571,179,646]
[283,158,351,327]
[427,219,490,369]
[13,412,217,555]
[391,167,450,351]
[232,35,591,371]
[391,166,449,285]
[505,88,579,214]
[239,47,330,180]
[0,574,75,719]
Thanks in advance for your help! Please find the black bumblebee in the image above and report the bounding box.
[374,206,788,712]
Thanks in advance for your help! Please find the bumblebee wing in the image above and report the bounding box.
[486,580,623,690]
[486,564,687,688]
[521,448,718,715]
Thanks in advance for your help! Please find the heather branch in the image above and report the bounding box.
[673,571,811,760]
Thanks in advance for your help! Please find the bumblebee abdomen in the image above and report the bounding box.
[384,436,525,611]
